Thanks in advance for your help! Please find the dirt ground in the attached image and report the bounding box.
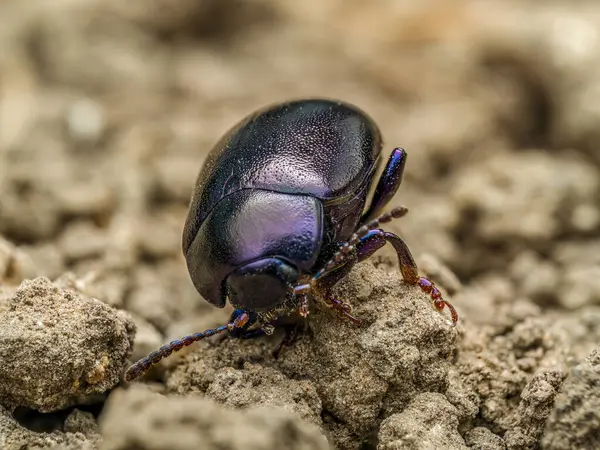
[1,1,600,449]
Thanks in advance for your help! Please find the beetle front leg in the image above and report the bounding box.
[312,256,362,324]
[353,229,458,325]
[313,230,387,326]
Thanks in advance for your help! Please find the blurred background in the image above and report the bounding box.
[1,0,600,346]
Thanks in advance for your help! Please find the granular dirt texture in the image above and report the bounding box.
[0,277,135,413]
[0,404,100,450]
[1,1,600,449]
[540,345,600,449]
[377,392,466,449]
[167,262,459,447]
[98,384,331,450]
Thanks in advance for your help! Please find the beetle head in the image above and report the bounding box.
[225,257,299,312]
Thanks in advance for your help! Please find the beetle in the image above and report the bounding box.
[124,98,458,382]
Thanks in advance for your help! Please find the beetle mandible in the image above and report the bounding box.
[125,98,458,382]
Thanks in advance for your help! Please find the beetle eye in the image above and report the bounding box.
[226,258,299,312]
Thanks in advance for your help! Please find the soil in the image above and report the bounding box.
[1,1,600,449]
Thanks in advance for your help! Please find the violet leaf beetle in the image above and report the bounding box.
[125,98,457,382]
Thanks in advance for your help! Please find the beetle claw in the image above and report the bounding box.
[323,293,361,325]
[416,277,458,326]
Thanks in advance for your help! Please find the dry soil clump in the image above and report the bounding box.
[1,0,600,449]
[0,277,135,413]
[541,345,600,449]
[98,385,331,450]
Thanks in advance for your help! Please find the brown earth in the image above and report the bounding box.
[1,1,599,449]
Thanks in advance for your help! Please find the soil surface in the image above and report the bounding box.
[1,1,600,449]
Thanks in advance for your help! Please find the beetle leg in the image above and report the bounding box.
[322,291,361,325]
[361,148,407,224]
[311,231,382,325]
[354,229,458,326]
[313,207,409,282]
[316,228,458,326]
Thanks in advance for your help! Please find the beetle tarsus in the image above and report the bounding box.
[416,277,458,326]
[320,291,361,325]
[383,232,459,326]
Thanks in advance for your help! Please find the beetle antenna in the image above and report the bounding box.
[313,206,409,282]
[124,312,250,382]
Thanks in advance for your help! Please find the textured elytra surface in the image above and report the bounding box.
[185,99,381,234]
[1,1,600,449]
